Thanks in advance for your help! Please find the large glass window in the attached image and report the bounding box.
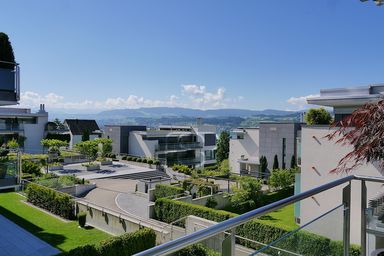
[205,150,216,160]
[204,134,216,146]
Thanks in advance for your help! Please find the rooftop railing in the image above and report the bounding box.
[135,175,384,256]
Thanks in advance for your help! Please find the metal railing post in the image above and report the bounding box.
[343,183,351,256]
[230,228,235,256]
[361,180,367,256]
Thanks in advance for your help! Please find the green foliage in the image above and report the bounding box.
[258,187,294,208]
[230,176,262,212]
[269,169,295,190]
[205,197,218,208]
[41,139,68,155]
[182,178,219,197]
[290,155,297,169]
[218,159,230,176]
[304,108,332,125]
[94,138,113,158]
[154,159,161,165]
[155,198,360,256]
[6,138,19,149]
[53,118,66,130]
[176,244,220,256]
[64,228,155,256]
[46,133,71,142]
[154,184,184,200]
[0,32,15,69]
[147,159,154,164]
[82,130,90,141]
[35,174,87,189]
[260,155,268,178]
[272,154,279,170]
[216,131,230,163]
[142,158,147,163]
[75,140,98,162]
[22,160,41,176]
[78,211,86,227]
[173,164,193,175]
[25,182,75,219]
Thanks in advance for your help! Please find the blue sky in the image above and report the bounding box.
[1,0,383,112]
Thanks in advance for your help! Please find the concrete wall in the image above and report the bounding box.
[129,132,157,158]
[105,126,122,154]
[77,201,167,243]
[105,126,147,154]
[57,183,96,197]
[259,123,299,171]
[229,128,259,174]
[300,126,384,244]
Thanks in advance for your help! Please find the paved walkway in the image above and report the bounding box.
[0,215,60,256]
[115,192,149,217]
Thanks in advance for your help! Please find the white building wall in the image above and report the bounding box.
[69,134,100,149]
[128,132,157,158]
[300,125,384,244]
[23,114,48,153]
[193,125,217,167]
[229,129,259,174]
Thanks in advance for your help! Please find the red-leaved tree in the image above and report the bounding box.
[326,100,384,173]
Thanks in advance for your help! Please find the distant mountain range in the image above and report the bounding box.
[49,107,303,130]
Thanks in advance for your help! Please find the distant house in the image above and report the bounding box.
[63,119,102,148]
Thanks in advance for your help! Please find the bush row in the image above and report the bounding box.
[122,156,160,165]
[26,182,75,219]
[154,184,185,200]
[105,153,116,159]
[63,228,156,256]
[176,244,220,256]
[154,198,360,256]
[172,164,193,175]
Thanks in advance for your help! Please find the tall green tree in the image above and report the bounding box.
[75,140,98,163]
[0,32,15,69]
[272,154,279,170]
[53,118,66,130]
[304,108,332,125]
[216,131,230,163]
[259,155,268,178]
[290,155,297,169]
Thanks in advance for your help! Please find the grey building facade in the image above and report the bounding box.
[104,125,146,154]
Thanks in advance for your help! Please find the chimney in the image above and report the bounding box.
[196,117,203,126]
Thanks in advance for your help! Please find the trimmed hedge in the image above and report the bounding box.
[63,228,156,256]
[26,182,75,219]
[154,198,360,256]
[154,184,184,201]
[176,244,220,256]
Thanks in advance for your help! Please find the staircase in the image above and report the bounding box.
[102,170,170,180]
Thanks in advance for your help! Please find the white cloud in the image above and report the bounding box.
[286,94,320,110]
[19,84,241,111]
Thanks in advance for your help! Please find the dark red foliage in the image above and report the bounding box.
[326,100,384,173]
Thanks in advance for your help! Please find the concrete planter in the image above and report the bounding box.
[49,165,63,171]
[81,165,100,171]
[98,160,113,166]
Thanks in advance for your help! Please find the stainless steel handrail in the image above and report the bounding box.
[135,175,380,256]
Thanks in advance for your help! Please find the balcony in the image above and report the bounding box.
[0,61,20,106]
[159,157,201,166]
[155,142,202,152]
[135,175,384,256]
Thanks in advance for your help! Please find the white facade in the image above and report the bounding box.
[128,124,217,167]
[299,84,384,246]
[0,106,48,153]
[229,128,260,176]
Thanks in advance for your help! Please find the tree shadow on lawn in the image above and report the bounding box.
[0,206,66,249]
[259,215,278,221]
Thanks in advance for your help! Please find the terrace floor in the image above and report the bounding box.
[0,214,60,256]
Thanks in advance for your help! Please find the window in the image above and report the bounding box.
[204,134,216,146]
[205,150,216,160]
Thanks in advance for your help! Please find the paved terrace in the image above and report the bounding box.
[0,215,60,256]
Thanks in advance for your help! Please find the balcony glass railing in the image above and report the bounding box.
[0,123,23,131]
[135,175,384,256]
[155,142,202,152]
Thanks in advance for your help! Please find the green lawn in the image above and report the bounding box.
[0,192,111,252]
[257,204,299,230]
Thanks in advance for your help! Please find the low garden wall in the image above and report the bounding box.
[77,200,167,243]
[175,192,231,210]
[57,183,96,197]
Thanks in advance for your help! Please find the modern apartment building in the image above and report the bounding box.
[298,84,384,248]
[229,122,301,177]
[64,119,102,149]
[0,62,48,154]
[106,123,217,167]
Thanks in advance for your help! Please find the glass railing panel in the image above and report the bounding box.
[251,203,345,256]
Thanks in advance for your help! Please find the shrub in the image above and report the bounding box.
[122,156,127,160]
[126,156,132,161]
[137,158,143,163]
[205,197,218,208]
[147,159,154,165]
[97,228,156,256]
[154,198,360,256]
[176,244,220,256]
[269,169,295,190]
[25,182,75,219]
[63,228,156,256]
[154,160,161,165]
[173,164,193,175]
[22,160,42,176]
[142,158,147,163]
[154,184,184,200]
[78,211,87,227]
[109,153,116,159]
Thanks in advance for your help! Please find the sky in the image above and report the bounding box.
[1,0,384,113]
